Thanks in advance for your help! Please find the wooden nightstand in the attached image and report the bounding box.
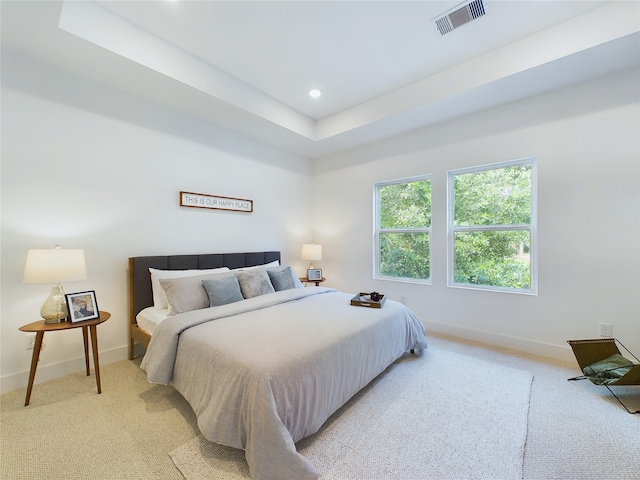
[299,277,326,287]
[19,311,110,406]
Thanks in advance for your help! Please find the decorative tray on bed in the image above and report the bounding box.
[350,293,386,308]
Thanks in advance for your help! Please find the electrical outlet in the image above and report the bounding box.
[600,323,613,337]
[25,334,36,350]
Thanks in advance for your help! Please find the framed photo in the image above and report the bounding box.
[307,269,323,281]
[66,291,99,323]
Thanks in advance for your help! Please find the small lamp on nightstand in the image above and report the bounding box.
[23,245,87,323]
[301,243,322,269]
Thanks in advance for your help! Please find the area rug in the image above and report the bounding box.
[169,348,533,480]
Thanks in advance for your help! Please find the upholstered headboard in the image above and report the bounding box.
[128,251,280,358]
[129,251,281,319]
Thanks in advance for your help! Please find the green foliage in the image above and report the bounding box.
[380,180,431,229]
[453,231,530,289]
[453,164,533,290]
[380,232,430,279]
[454,165,531,226]
[379,179,431,280]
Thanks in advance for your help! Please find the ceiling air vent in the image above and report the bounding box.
[433,0,487,35]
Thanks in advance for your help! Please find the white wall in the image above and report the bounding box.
[2,52,638,397]
[313,68,640,361]
[0,52,314,394]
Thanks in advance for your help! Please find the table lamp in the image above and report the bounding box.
[24,246,87,323]
[301,243,322,269]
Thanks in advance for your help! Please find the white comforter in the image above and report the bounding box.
[141,287,428,480]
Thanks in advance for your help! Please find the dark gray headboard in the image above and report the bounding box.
[128,251,281,319]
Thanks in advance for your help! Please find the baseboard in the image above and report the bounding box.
[0,345,129,395]
[424,320,576,363]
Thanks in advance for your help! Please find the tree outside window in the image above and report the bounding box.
[375,176,431,282]
[448,158,537,294]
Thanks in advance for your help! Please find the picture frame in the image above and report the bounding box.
[66,290,99,323]
[307,269,323,281]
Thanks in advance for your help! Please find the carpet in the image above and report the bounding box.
[170,348,533,480]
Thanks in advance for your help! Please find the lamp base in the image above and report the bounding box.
[43,317,66,324]
[41,283,69,323]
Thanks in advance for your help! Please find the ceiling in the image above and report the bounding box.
[1,1,638,158]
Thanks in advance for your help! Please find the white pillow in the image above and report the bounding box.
[232,260,280,271]
[149,267,230,309]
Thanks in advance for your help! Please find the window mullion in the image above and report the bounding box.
[380,227,431,234]
[451,224,531,233]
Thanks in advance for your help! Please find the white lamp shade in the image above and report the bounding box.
[24,247,87,284]
[301,244,322,261]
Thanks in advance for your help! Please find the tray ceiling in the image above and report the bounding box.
[2,1,638,158]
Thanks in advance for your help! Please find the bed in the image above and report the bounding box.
[129,251,428,480]
[128,251,282,359]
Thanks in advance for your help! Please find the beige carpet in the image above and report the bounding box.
[169,349,533,480]
[3,333,638,479]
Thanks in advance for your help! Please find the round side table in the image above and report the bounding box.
[19,311,110,406]
[299,277,326,287]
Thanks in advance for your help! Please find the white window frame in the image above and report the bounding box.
[447,158,538,294]
[374,174,432,284]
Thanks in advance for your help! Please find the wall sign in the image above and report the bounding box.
[180,191,253,213]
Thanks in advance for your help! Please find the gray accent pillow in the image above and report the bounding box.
[267,266,297,291]
[267,265,304,288]
[235,268,275,298]
[160,271,234,315]
[202,276,244,307]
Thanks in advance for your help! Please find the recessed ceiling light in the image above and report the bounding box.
[309,89,322,98]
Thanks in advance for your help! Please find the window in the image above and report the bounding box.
[448,158,537,294]
[375,175,431,282]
